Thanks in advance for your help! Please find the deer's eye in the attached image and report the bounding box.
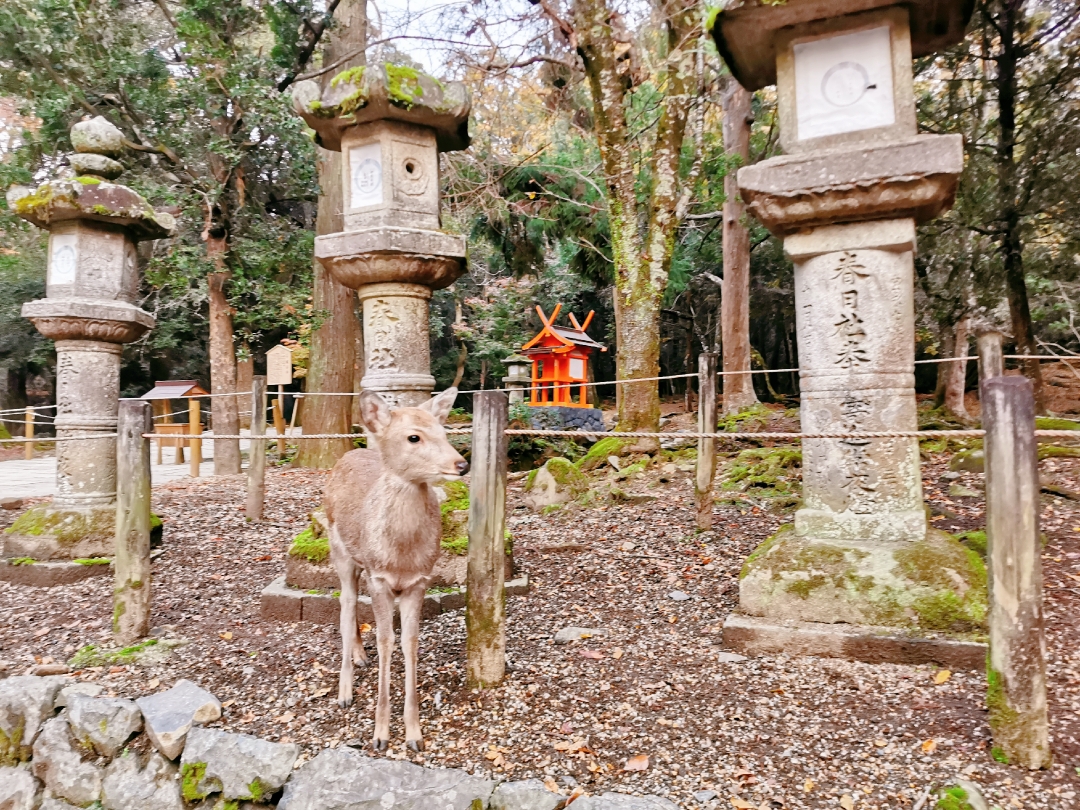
[408,435,420,443]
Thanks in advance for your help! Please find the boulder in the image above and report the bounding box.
[67,695,142,758]
[135,680,221,760]
[180,728,298,802]
[949,449,984,473]
[523,458,588,511]
[54,683,104,709]
[489,779,567,810]
[0,766,38,810]
[70,116,125,157]
[277,747,495,810]
[102,751,183,810]
[31,717,103,806]
[0,675,70,765]
[571,794,680,810]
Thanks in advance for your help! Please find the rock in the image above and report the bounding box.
[67,695,142,758]
[489,779,567,810]
[0,498,22,510]
[941,471,961,481]
[30,665,71,677]
[69,153,125,180]
[102,751,183,810]
[278,747,496,810]
[38,799,80,809]
[938,779,990,810]
[55,683,105,709]
[607,456,621,471]
[523,458,588,511]
[949,449,984,473]
[0,766,38,810]
[135,679,221,760]
[571,793,680,810]
[667,591,690,601]
[715,652,748,664]
[70,116,125,157]
[693,790,718,803]
[948,483,982,499]
[0,675,70,765]
[31,717,103,806]
[553,627,607,644]
[180,728,298,802]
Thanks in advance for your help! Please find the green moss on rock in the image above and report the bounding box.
[4,505,114,545]
[577,437,627,471]
[1035,416,1080,431]
[386,64,425,109]
[717,403,772,432]
[288,526,329,564]
[0,721,26,765]
[935,784,974,810]
[723,447,801,495]
[75,176,101,185]
[181,761,209,802]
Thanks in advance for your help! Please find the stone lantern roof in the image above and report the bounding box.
[6,117,175,241]
[291,62,471,152]
[709,0,975,90]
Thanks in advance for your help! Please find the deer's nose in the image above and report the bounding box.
[456,460,470,476]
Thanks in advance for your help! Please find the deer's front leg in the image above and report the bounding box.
[331,538,361,708]
[368,576,396,750]
[398,582,427,751]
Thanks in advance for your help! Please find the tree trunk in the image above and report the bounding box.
[720,80,759,415]
[945,314,971,421]
[296,0,366,468]
[207,266,241,474]
[994,0,1045,412]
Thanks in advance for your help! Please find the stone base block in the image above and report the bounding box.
[526,406,605,433]
[739,525,987,634]
[260,574,530,626]
[722,613,987,671]
[0,558,112,587]
[2,504,117,560]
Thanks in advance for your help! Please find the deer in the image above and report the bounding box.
[323,387,467,752]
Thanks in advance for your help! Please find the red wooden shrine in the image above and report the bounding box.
[521,304,606,408]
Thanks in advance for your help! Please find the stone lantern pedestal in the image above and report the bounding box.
[2,118,174,584]
[292,64,470,407]
[711,1,989,667]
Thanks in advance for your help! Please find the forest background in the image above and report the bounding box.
[1,0,1079,452]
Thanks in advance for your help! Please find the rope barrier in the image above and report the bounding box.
[0,434,117,444]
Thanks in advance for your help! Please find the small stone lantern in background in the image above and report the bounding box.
[711,1,987,663]
[501,355,532,406]
[3,117,174,584]
[292,64,470,407]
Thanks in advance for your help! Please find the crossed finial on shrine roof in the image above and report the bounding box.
[523,304,605,352]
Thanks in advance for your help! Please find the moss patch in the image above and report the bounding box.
[4,505,114,545]
[330,66,365,88]
[69,638,159,668]
[1037,444,1080,459]
[386,64,425,109]
[1035,416,1080,431]
[718,403,772,433]
[288,526,329,564]
[75,176,101,185]
[722,447,801,496]
[246,777,269,803]
[954,529,987,559]
[181,761,209,802]
[577,437,627,471]
[9,557,35,565]
[0,721,26,766]
[441,480,470,555]
[935,784,974,810]
[74,557,110,565]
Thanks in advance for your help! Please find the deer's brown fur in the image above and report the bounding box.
[324,387,466,750]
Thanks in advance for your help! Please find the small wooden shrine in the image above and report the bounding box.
[521,304,606,408]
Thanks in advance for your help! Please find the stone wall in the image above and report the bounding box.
[0,674,677,809]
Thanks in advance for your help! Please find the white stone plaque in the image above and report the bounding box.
[569,357,585,380]
[266,344,293,386]
[49,233,78,285]
[793,26,895,141]
[348,142,384,209]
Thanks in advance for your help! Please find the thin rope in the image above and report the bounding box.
[1,434,117,444]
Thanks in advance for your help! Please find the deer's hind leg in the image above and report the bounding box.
[367,575,396,750]
[398,581,427,751]
[330,531,364,708]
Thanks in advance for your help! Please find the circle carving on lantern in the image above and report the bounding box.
[820,61,872,108]
[397,154,430,197]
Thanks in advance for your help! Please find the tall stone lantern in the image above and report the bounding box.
[3,117,174,582]
[291,64,470,407]
[711,1,987,666]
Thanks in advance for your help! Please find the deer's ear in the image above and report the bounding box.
[359,390,392,433]
[421,387,458,424]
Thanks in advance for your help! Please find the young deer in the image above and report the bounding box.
[324,387,467,751]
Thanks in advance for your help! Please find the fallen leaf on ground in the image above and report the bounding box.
[33,627,51,638]
[729,799,755,809]
[612,648,624,660]
[220,699,235,708]
[933,669,952,684]
[311,687,331,698]
[146,677,160,689]
[840,795,855,810]
[580,649,603,660]
[803,778,814,792]
[275,711,295,723]
[219,631,233,641]
[921,739,937,754]
[359,623,372,632]
[543,777,560,793]
[623,754,649,771]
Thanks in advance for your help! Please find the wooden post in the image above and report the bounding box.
[246,376,267,521]
[978,330,1005,383]
[982,375,1051,769]
[274,385,286,456]
[695,353,719,531]
[466,391,508,688]
[24,407,34,460]
[114,400,152,644]
[189,399,202,478]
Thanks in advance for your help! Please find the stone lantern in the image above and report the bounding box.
[2,117,174,582]
[501,355,532,405]
[291,64,470,407]
[711,1,987,665]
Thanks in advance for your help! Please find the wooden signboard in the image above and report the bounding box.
[266,345,293,387]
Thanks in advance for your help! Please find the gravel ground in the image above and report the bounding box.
[1,433,1079,809]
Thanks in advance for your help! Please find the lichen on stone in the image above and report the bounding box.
[385,64,425,109]
[4,505,115,546]
[181,761,209,802]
